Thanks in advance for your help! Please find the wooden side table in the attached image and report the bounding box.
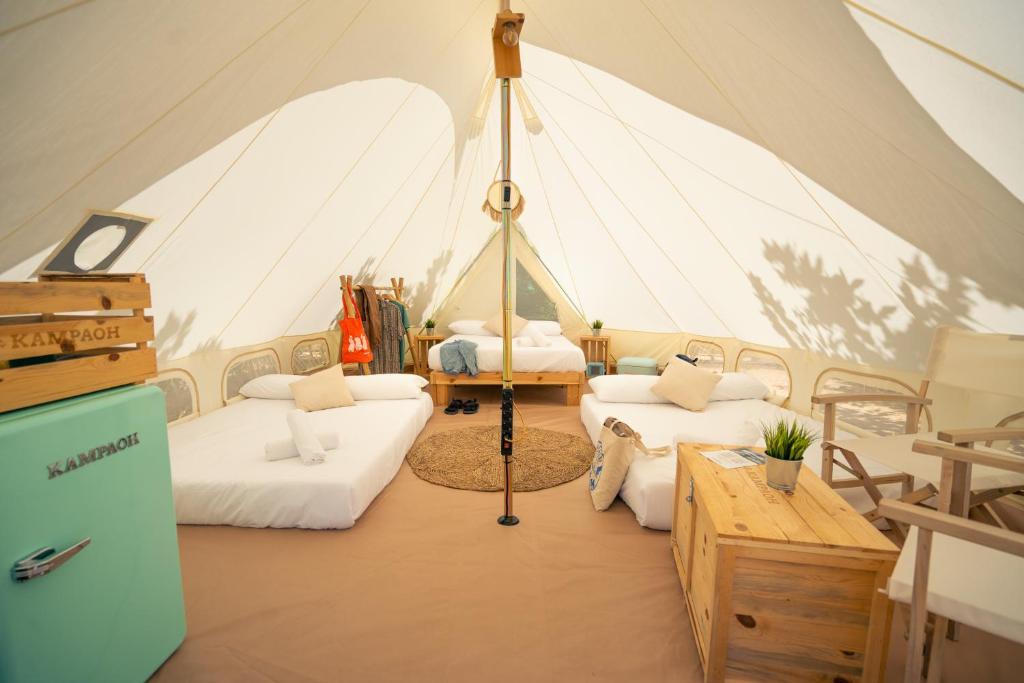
[414,335,444,376]
[672,442,898,682]
[579,335,610,375]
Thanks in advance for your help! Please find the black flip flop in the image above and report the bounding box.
[444,399,464,415]
[462,398,479,415]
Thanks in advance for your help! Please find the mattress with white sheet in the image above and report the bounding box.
[168,393,433,529]
[427,334,586,373]
[580,394,904,530]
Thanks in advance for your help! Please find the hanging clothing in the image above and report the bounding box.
[359,285,382,350]
[393,300,410,368]
[368,299,404,374]
[439,340,479,376]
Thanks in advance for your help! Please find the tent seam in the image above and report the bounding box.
[524,78,734,336]
[282,120,454,333]
[217,85,426,341]
[0,0,314,248]
[639,0,919,320]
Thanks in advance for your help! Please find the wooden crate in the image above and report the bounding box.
[0,274,156,413]
[671,443,899,682]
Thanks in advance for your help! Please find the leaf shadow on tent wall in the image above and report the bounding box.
[328,257,378,329]
[748,240,975,370]
[155,309,222,363]
[523,0,1024,324]
[402,249,453,327]
[325,249,452,331]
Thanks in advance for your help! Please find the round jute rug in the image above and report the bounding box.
[406,425,594,492]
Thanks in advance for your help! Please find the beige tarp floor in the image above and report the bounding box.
[152,387,1024,682]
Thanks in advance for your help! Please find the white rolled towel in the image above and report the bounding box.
[285,409,329,465]
[265,432,339,462]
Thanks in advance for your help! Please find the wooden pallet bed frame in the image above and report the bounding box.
[430,370,583,407]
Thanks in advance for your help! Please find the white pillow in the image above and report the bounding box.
[588,375,668,404]
[285,409,326,466]
[239,373,303,400]
[530,320,562,336]
[522,322,552,347]
[514,336,535,347]
[344,373,428,400]
[448,320,493,336]
[588,372,769,404]
[709,373,770,402]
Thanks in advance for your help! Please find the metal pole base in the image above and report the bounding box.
[497,515,520,526]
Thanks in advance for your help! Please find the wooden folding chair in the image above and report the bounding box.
[812,327,1024,538]
[880,437,1024,680]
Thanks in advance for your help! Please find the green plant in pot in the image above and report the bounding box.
[591,319,604,336]
[760,419,818,493]
[424,318,437,335]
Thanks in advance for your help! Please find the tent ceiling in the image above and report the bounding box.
[0,0,1020,371]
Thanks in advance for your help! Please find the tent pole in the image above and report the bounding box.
[497,75,518,526]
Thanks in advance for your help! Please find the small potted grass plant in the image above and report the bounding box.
[761,419,818,492]
[424,318,437,336]
[591,319,604,336]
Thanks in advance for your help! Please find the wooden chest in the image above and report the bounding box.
[0,273,156,413]
[671,444,898,682]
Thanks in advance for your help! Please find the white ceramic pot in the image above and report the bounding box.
[765,454,802,492]
[592,328,603,336]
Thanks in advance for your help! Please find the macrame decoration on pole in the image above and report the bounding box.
[489,3,524,526]
[482,180,524,222]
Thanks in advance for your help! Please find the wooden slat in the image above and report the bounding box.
[797,462,899,553]
[430,370,581,385]
[0,280,150,315]
[938,427,1024,443]
[0,315,153,360]
[879,500,1024,557]
[0,347,156,412]
[913,439,1024,475]
[906,527,933,682]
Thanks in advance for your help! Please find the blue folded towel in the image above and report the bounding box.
[439,340,479,376]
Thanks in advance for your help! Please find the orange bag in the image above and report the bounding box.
[339,281,374,364]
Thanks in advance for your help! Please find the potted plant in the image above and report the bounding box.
[591,319,604,336]
[760,419,818,493]
[424,318,437,336]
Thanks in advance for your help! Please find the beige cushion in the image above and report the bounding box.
[651,358,721,411]
[289,365,355,411]
[484,312,527,337]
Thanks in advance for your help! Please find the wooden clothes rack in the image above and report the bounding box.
[340,275,416,374]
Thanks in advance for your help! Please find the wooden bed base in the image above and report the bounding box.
[430,371,583,406]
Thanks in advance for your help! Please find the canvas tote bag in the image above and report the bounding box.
[589,417,670,511]
[339,281,374,364]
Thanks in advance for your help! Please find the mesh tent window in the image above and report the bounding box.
[515,259,557,321]
[152,369,199,425]
[685,340,725,373]
[991,412,1024,457]
[736,349,791,402]
[222,349,281,403]
[813,369,931,436]
[291,338,330,375]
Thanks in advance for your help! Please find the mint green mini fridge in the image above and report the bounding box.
[0,385,185,682]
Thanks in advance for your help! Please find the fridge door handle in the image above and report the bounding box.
[11,537,91,583]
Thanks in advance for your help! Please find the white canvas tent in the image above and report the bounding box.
[1,0,1021,423]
